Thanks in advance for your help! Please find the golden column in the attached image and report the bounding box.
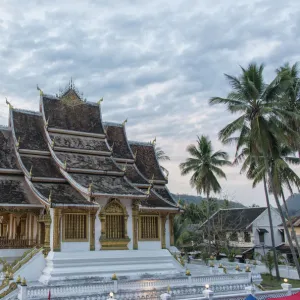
[43,211,51,257]
[132,201,139,250]
[89,211,96,251]
[169,214,175,246]
[160,214,167,249]
[53,208,61,252]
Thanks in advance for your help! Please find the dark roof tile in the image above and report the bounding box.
[69,173,143,196]
[122,164,148,185]
[205,207,267,231]
[105,124,133,159]
[21,155,63,178]
[12,111,48,151]
[0,176,40,205]
[55,152,120,172]
[50,133,109,152]
[43,96,104,134]
[130,143,166,182]
[0,129,18,169]
[154,187,177,205]
[33,182,93,206]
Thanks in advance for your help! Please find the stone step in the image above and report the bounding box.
[39,250,183,284]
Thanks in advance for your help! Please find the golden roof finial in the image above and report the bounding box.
[122,162,127,172]
[152,137,156,145]
[97,98,103,105]
[88,182,93,195]
[37,84,44,96]
[133,149,137,160]
[146,185,151,195]
[5,98,13,109]
[29,165,33,177]
[16,136,20,150]
[63,159,67,170]
[150,174,155,185]
[51,137,55,149]
[122,118,128,126]
[21,277,27,286]
[16,275,21,284]
[45,117,49,129]
[48,190,52,204]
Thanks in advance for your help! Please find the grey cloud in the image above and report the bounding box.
[0,0,299,205]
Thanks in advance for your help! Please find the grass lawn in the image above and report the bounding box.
[260,273,300,290]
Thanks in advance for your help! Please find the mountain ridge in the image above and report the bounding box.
[171,193,245,208]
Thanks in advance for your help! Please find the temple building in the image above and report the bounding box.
[0,82,182,282]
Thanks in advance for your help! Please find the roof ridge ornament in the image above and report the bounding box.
[45,117,49,129]
[48,190,52,207]
[5,98,13,109]
[16,136,20,150]
[122,118,128,126]
[133,149,137,160]
[63,159,67,170]
[36,85,44,96]
[51,136,56,149]
[88,182,93,195]
[29,165,33,178]
[151,137,156,145]
[97,98,104,105]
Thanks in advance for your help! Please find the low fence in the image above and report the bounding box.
[0,238,37,249]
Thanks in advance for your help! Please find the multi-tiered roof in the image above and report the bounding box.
[0,82,179,211]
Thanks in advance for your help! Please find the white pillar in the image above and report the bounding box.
[281,283,292,296]
[203,289,213,299]
[18,285,27,300]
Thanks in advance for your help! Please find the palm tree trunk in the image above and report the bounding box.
[207,191,212,254]
[263,175,280,280]
[282,191,300,261]
[264,170,300,277]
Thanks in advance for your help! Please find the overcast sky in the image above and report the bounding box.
[0,0,299,207]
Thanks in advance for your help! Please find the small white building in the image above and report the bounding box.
[199,207,284,258]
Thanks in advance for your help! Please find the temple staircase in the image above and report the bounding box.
[39,249,184,284]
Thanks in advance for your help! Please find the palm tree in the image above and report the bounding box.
[154,145,170,177]
[210,63,300,276]
[179,135,231,253]
[233,133,281,279]
[276,63,300,156]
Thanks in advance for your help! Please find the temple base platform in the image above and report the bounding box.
[39,249,184,284]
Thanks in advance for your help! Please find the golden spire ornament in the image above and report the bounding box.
[146,185,151,195]
[88,182,93,195]
[37,84,44,96]
[29,165,33,177]
[122,118,128,126]
[5,97,13,109]
[63,159,67,170]
[97,98,103,105]
[48,190,52,205]
[16,136,20,150]
[152,137,156,145]
[51,137,56,149]
[45,117,49,129]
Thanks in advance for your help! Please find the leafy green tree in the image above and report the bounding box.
[210,63,300,277]
[179,135,231,253]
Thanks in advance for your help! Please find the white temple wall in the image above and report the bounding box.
[121,198,133,250]
[165,215,170,249]
[61,241,89,252]
[138,241,161,250]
